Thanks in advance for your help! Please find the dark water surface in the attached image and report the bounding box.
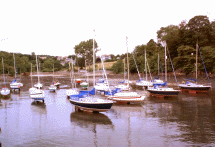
[1,76,215,147]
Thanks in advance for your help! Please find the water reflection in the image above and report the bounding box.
[70,111,113,129]
[70,111,114,147]
[31,101,47,114]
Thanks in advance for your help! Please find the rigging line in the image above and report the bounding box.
[131,52,141,80]
[100,55,112,94]
[166,47,178,85]
[145,58,153,81]
[198,47,210,83]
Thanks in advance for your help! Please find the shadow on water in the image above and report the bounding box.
[70,111,113,127]
[31,101,47,114]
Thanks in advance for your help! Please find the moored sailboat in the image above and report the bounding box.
[29,54,45,102]
[108,36,146,104]
[178,43,211,93]
[49,64,57,92]
[1,57,10,97]
[69,29,113,112]
[66,61,79,98]
[10,53,23,91]
[147,42,180,97]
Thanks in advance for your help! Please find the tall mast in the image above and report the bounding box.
[13,53,16,79]
[158,54,159,76]
[53,64,54,82]
[36,55,40,84]
[31,63,33,87]
[124,59,125,81]
[93,29,95,87]
[2,57,6,86]
[126,36,129,87]
[165,42,167,82]
[145,49,147,81]
[196,41,198,83]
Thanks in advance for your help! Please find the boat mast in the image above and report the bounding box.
[158,54,159,76]
[31,63,33,87]
[13,53,16,79]
[126,36,129,88]
[165,42,167,82]
[196,41,198,83]
[2,57,6,86]
[53,64,54,82]
[36,55,40,84]
[124,59,125,81]
[145,48,147,81]
[93,29,95,87]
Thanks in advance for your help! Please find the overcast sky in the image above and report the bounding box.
[0,0,214,56]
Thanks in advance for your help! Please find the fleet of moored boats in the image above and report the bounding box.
[0,38,212,113]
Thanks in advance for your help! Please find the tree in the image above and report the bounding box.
[112,59,124,74]
[173,45,196,75]
[42,58,54,72]
[157,25,180,58]
[74,39,98,67]
[186,15,212,47]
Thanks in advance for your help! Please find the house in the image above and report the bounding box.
[101,55,111,61]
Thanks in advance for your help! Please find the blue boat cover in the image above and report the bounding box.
[70,88,96,99]
[11,79,17,83]
[97,77,105,83]
[118,80,126,83]
[154,81,167,88]
[151,77,160,82]
[105,88,121,96]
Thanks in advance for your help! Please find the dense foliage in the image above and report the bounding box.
[0,51,63,76]
[112,15,215,76]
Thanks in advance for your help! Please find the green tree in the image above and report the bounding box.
[112,59,124,74]
[186,15,212,47]
[74,39,98,67]
[157,25,180,58]
[173,45,196,75]
[43,58,54,72]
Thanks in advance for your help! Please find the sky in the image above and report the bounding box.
[0,0,215,57]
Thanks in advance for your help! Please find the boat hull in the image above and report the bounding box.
[10,82,23,89]
[108,92,145,103]
[147,89,179,96]
[29,89,45,100]
[69,99,113,112]
[179,85,211,91]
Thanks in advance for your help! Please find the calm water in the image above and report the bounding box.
[1,76,215,147]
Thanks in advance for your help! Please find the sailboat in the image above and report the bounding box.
[94,55,113,93]
[147,42,180,97]
[107,36,146,104]
[136,49,153,88]
[66,61,79,98]
[34,62,43,89]
[151,53,165,85]
[69,29,113,112]
[29,63,37,93]
[114,58,131,91]
[49,64,57,92]
[10,53,23,91]
[178,43,211,93]
[80,60,89,89]
[29,54,45,102]
[1,57,10,97]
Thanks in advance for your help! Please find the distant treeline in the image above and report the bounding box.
[0,51,63,76]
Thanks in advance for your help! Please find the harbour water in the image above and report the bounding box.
[1,75,215,146]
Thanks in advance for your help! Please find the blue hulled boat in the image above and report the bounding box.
[69,88,113,112]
